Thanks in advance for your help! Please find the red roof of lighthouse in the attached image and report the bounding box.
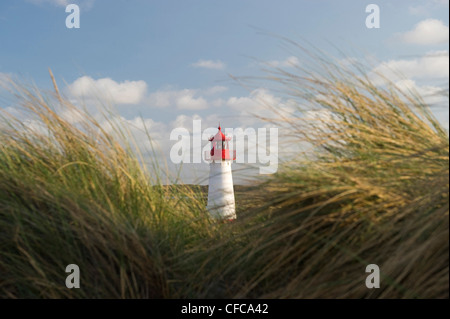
[207,124,236,161]
[209,125,230,141]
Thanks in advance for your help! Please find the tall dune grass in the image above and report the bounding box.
[180,47,448,298]
[0,77,214,298]
[0,47,448,298]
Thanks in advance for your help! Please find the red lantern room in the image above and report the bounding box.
[208,125,236,161]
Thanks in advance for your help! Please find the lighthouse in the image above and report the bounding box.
[205,125,236,220]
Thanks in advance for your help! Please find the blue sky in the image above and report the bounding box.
[1,1,448,85]
[0,0,449,183]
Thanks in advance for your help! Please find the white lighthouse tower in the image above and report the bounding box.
[205,125,236,220]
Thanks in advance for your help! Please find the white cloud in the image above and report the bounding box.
[191,59,225,70]
[147,86,227,110]
[23,119,50,137]
[170,114,202,131]
[127,117,167,147]
[175,90,208,110]
[371,50,449,83]
[227,88,283,112]
[394,79,449,129]
[226,88,296,125]
[146,90,173,108]
[264,56,300,68]
[147,89,206,110]
[66,76,147,105]
[394,79,448,106]
[397,19,449,45]
[203,86,228,95]
[60,108,85,124]
[210,98,225,107]
[66,77,227,110]
[98,114,169,153]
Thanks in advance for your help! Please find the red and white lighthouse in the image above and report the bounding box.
[205,125,236,220]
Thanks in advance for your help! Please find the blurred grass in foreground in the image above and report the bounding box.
[0,47,448,298]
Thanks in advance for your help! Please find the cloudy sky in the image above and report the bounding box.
[0,0,448,183]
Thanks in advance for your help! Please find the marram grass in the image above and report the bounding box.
[0,49,448,298]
